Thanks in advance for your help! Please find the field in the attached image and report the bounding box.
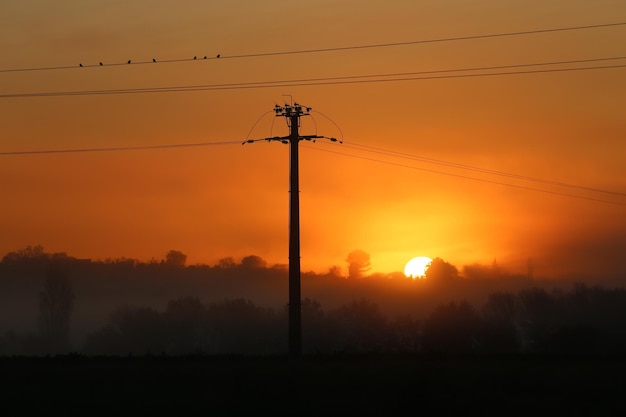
[3,354,625,415]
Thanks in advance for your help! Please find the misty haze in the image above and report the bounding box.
[2,245,625,356]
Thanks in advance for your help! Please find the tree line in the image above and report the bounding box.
[1,245,625,356]
[3,281,626,356]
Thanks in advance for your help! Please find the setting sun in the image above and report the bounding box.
[404,256,432,279]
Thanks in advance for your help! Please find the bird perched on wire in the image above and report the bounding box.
[216,54,220,58]
[193,56,197,60]
[152,58,157,62]
[127,60,131,64]
[99,62,103,66]
[79,63,83,67]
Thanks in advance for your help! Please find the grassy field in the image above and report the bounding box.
[3,354,625,415]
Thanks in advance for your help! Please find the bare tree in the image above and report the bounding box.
[38,265,75,354]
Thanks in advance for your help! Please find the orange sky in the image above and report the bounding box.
[1,1,625,278]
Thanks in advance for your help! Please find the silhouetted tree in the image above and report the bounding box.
[164,250,187,267]
[2,245,71,265]
[547,284,626,353]
[164,296,210,354]
[479,292,521,353]
[82,305,165,355]
[206,298,282,354]
[516,287,561,352]
[241,255,267,269]
[301,298,329,354]
[326,265,343,278]
[421,300,481,353]
[425,258,460,287]
[346,250,371,279]
[38,265,75,354]
[216,256,236,269]
[326,298,390,353]
[388,314,421,353]
[463,260,505,280]
[482,292,518,322]
[3,244,46,262]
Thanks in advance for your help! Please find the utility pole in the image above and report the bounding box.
[278,102,309,357]
[243,102,340,356]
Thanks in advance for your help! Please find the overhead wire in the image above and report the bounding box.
[1,21,624,74]
[1,132,623,207]
[1,57,625,99]
[222,22,626,59]
[0,22,623,205]
[300,144,626,207]
[337,142,626,198]
[0,140,241,155]
[0,56,220,74]
[311,110,344,142]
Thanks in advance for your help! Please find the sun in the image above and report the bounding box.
[404,256,432,279]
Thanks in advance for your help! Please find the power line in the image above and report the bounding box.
[223,22,626,59]
[2,59,625,99]
[297,56,626,84]
[1,21,624,74]
[0,56,221,74]
[301,145,626,207]
[1,136,623,206]
[0,140,240,155]
[338,142,626,198]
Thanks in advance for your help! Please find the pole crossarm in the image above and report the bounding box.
[241,135,340,145]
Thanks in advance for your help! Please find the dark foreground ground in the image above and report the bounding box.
[2,354,625,415]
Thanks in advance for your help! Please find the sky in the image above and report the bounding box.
[1,0,625,279]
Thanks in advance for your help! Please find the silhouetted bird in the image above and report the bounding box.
[203,56,207,59]
[127,60,131,64]
[79,63,83,67]
[152,58,156,62]
[216,54,220,58]
[99,62,103,66]
[193,56,197,60]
